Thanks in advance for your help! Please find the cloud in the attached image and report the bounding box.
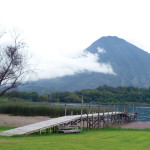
[32,50,116,79]
[97,47,106,54]
[0,30,116,80]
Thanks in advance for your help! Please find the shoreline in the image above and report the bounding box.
[0,114,51,127]
[0,114,150,129]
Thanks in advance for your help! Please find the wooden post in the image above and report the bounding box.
[49,128,51,134]
[87,104,89,130]
[121,107,123,123]
[111,105,113,125]
[71,111,73,116]
[89,105,91,129]
[89,105,91,114]
[107,105,109,126]
[124,106,127,122]
[117,105,118,112]
[111,111,113,125]
[92,112,94,129]
[124,106,125,122]
[98,104,100,128]
[114,104,116,124]
[128,104,130,122]
[80,93,83,131]
[103,106,105,128]
[76,120,78,130]
[65,104,67,116]
[83,119,85,127]
[117,105,119,123]
[46,128,48,133]
[39,130,41,135]
[135,106,137,121]
[114,104,115,112]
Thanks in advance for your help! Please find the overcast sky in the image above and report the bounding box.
[0,0,150,79]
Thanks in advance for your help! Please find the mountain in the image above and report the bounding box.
[19,36,150,94]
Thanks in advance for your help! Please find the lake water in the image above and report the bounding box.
[110,105,150,122]
[96,105,150,122]
[54,103,150,122]
[136,106,150,121]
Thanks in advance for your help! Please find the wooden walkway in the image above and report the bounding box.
[0,112,117,136]
[0,112,137,136]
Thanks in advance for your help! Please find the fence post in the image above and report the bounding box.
[65,104,67,116]
[92,112,94,129]
[98,104,100,128]
[80,93,83,131]
[87,104,89,130]
[107,104,109,126]
[103,106,105,128]
[89,104,91,114]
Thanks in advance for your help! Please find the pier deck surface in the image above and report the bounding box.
[0,112,121,136]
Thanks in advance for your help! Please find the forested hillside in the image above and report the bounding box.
[5,85,150,104]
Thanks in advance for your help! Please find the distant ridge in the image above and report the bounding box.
[19,36,150,94]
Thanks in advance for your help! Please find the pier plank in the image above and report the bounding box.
[0,112,128,136]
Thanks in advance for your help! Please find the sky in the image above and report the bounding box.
[0,0,150,79]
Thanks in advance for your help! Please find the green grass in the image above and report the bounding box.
[0,127,150,150]
[0,98,10,102]
[0,127,16,132]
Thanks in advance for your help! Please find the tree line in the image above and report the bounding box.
[3,85,150,104]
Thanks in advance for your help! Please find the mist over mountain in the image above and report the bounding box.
[19,36,150,94]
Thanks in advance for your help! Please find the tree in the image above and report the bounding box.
[30,92,39,102]
[0,30,32,96]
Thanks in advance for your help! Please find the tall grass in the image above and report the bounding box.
[0,102,100,117]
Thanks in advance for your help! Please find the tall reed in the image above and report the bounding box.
[0,102,100,117]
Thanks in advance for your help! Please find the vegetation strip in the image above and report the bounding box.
[0,102,100,117]
[3,85,150,104]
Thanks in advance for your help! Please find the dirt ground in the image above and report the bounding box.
[119,122,150,129]
[0,114,51,127]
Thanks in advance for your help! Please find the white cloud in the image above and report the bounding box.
[0,0,150,80]
[32,50,115,79]
[97,47,106,54]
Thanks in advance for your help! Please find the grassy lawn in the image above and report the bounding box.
[0,127,150,150]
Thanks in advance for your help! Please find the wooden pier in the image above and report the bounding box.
[0,111,137,136]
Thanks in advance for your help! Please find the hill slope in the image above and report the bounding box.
[19,36,150,94]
